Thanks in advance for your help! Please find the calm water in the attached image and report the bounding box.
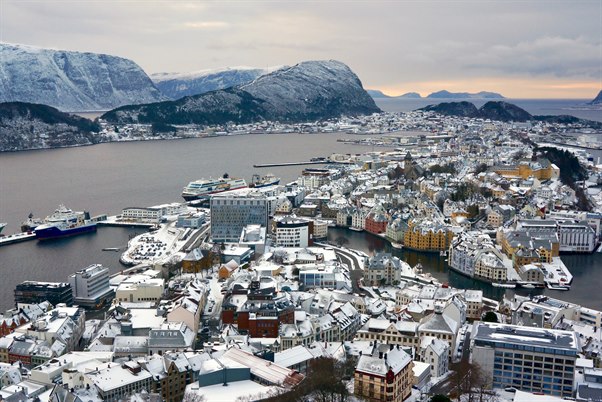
[327,228,602,310]
[374,98,602,122]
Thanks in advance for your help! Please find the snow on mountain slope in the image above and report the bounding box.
[150,66,282,99]
[0,43,167,111]
[103,60,380,125]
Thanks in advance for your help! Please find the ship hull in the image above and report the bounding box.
[35,224,97,240]
[251,179,280,188]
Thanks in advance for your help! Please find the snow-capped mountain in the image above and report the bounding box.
[103,60,380,124]
[0,43,167,111]
[151,66,280,99]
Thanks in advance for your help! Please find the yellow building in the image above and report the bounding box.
[403,221,454,252]
[492,158,555,180]
[354,346,414,402]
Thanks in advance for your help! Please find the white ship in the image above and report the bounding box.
[182,174,247,201]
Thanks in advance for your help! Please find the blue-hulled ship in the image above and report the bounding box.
[34,205,97,240]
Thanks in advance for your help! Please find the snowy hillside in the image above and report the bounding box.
[103,60,380,124]
[0,43,167,112]
[0,102,102,151]
[151,66,280,99]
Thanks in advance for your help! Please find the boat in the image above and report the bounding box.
[390,242,403,249]
[521,284,536,289]
[34,205,97,240]
[349,226,364,232]
[181,173,247,201]
[249,174,280,188]
[21,213,44,232]
[102,247,121,252]
[0,222,6,235]
[547,284,570,291]
[492,282,516,289]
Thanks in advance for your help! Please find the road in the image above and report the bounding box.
[429,329,472,396]
[328,244,366,294]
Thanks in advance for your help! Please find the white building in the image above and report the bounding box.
[68,264,113,307]
[122,203,187,223]
[115,277,164,303]
[275,216,311,248]
[419,336,449,378]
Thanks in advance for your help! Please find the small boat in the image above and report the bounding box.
[102,247,121,252]
[492,282,516,289]
[521,284,536,289]
[349,226,364,232]
[0,222,6,235]
[249,173,280,188]
[546,283,570,291]
[390,242,403,249]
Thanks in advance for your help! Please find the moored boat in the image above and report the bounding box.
[182,173,247,201]
[492,282,516,288]
[249,173,280,188]
[34,205,97,240]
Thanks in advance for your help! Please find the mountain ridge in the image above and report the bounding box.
[102,60,380,125]
[0,43,167,112]
[151,66,281,100]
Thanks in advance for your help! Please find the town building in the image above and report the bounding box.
[471,322,579,398]
[354,343,414,402]
[274,216,312,248]
[68,264,113,308]
[210,193,268,243]
[14,281,73,307]
[365,253,406,286]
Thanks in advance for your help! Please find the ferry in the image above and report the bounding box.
[182,174,247,201]
[249,174,280,188]
[34,205,97,240]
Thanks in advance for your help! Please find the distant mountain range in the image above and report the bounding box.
[367,90,421,99]
[420,100,602,128]
[367,89,504,99]
[0,43,166,111]
[426,90,504,99]
[0,102,101,151]
[589,90,602,105]
[151,67,279,100]
[102,60,380,125]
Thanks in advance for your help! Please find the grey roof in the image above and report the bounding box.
[473,322,579,353]
[576,384,602,402]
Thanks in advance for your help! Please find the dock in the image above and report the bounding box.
[253,161,328,168]
[0,232,36,247]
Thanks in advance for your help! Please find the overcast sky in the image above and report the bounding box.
[1,0,601,98]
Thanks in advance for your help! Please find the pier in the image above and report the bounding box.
[253,160,328,168]
[0,232,36,247]
[253,160,353,168]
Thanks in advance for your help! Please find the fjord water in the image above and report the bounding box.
[0,99,601,311]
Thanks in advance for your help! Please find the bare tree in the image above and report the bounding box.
[182,392,206,402]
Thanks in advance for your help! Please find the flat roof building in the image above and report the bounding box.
[471,322,579,398]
